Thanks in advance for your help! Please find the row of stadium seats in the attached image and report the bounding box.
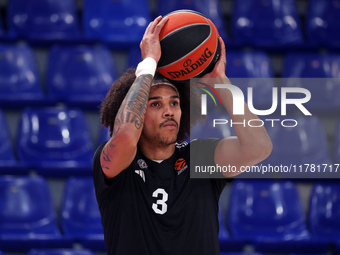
[1,176,340,253]
[1,42,340,110]
[0,250,95,255]
[192,112,340,179]
[0,250,295,255]
[218,179,340,253]
[0,0,339,49]
[0,43,117,110]
[0,176,104,252]
[1,107,340,178]
[0,107,109,177]
[2,251,320,255]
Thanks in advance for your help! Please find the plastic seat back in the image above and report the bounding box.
[0,44,46,108]
[0,176,65,251]
[28,249,95,255]
[0,109,16,163]
[306,0,340,48]
[226,51,274,78]
[156,0,228,42]
[83,0,151,48]
[232,0,303,47]
[229,179,309,240]
[263,116,332,178]
[283,53,340,112]
[7,0,80,42]
[0,109,29,174]
[46,45,116,109]
[283,53,339,78]
[0,176,58,235]
[16,107,93,176]
[309,183,340,240]
[61,177,104,248]
[226,51,275,108]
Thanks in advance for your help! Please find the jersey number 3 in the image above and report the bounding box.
[152,188,168,215]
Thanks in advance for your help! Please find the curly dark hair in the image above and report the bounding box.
[100,68,204,142]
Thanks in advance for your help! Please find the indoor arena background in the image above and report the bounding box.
[0,0,340,254]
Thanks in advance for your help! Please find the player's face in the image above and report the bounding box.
[141,85,181,146]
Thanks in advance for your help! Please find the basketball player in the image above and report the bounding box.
[92,16,272,255]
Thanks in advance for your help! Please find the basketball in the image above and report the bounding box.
[158,10,221,81]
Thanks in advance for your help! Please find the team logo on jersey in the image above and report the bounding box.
[174,158,188,175]
[137,159,148,169]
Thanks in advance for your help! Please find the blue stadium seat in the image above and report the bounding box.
[0,43,50,108]
[83,0,152,48]
[306,0,340,48]
[0,109,28,174]
[335,118,340,164]
[227,51,274,78]
[28,249,95,255]
[282,53,340,113]
[46,45,116,109]
[309,182,340,244]
[232,0,303,47]
[226,51,275,108]
[16,107,94,177]
[262,115,333,179]
[7,0,80,43]
[156,0,229,43]
[283,53,335,78]
[228,179,330,253]
[0,176,71,251]
[61,177,105,251]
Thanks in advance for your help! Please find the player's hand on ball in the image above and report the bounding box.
[140,16,168,63]
[202,37,227,79]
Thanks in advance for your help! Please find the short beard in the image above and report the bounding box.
[152,133,177,147]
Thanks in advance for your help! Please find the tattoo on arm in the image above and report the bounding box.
[101,165,109,170]
[101,140,116,170]
[102,145,112,162]
[115,75,153,131]
[101,75,152,171]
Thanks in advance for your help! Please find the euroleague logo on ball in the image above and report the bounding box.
[174,158,188,175]
[183,59,192,67]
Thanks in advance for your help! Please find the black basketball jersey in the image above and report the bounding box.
[92,138,231,255]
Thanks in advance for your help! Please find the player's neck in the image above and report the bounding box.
[138,141,176,161]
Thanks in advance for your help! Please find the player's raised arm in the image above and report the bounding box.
[202,37,273,177]
[100,16,168,179]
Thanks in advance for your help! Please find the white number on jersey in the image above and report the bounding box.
[152,188,168,215]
